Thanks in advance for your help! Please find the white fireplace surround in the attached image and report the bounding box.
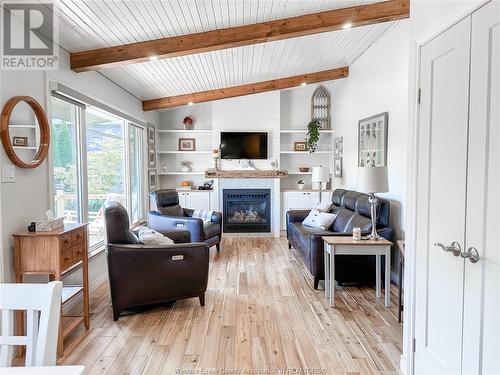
[218,178,281,237]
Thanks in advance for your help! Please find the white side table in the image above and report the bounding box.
[323,236,393,308]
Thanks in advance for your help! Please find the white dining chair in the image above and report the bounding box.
[0,281,63,367]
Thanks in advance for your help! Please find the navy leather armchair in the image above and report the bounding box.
[286,189,392,288]
[148,190,222,251]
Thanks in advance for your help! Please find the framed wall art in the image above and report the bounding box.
[13,136,28,147]
[147,123,156,146]
[179,138,196,151]
[148,169,157,191]
[148,146,156,168]
[334,136,343,157]
[294,141,307,151]
[334,157,343,178]
[358,112,388,167]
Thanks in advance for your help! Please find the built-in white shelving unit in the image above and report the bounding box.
[280,129,335,133]
[156,105,214,190]
[9,124,36,129]
[157,150,211,154]
[157,129,212,134]
[279,123,335,190]
[158,171,206,175]
[280,150,333,154]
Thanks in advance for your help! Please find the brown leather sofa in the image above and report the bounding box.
[286,189,392,289]
[148,190,222,251]
[105,202,209,320]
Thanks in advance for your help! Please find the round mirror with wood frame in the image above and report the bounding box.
[0,96,50,168]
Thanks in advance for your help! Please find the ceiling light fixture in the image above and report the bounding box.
[342,22,352,29]
[188,102,194,106]
[149,56,158,61]
[301,82,307,86]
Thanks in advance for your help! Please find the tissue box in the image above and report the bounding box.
[35,217,64,232]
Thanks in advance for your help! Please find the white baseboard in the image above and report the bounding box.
[63,272,108,314]
[400,354,407,374]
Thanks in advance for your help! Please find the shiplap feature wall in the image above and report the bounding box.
[34,0,395,100]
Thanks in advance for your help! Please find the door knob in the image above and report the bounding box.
[461,247,480,263]
[434,241,461,257]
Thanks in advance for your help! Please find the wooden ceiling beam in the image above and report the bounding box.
[142,67,349,111]
[71,0,409,72]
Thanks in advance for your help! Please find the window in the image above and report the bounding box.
[51,96,146,251]
[128,125,144,224]
[51,97,81,222]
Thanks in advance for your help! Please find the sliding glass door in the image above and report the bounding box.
[51,96,81,223]
[128,125,144,224]
[85,107,126,247]
[50,96,146,252]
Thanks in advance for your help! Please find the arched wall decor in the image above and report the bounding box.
[0,96,50,168]
[311,85,331,129]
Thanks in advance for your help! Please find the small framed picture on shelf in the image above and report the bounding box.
[334,157,343,178]
[294,141,307,152]
[148,147,156,168]
[147,123,156,146]
[148,169,157,191]
[179,138,196,151]
[13,136,28,147]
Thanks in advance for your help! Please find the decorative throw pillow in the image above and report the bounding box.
[137,227,174,246]
[315,201,332,213]
[302,209,337,230]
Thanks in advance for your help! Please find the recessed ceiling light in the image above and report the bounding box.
[342,22,352,29]
[188,102,194,106]
[149,56,158,61]
[301,82,307,86]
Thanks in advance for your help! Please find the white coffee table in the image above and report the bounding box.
[323,236,392,308]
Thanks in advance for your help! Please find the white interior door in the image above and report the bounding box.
[462,2,500,373]
[414,16,471,374]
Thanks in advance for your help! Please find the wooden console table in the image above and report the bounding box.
[13,223,90,357]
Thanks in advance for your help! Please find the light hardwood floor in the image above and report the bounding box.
[60,237,403,374]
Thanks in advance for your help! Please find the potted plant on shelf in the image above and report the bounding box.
[297,180,305,190]
[179,160,192,172]
[183,116,194,130]
[306,119,321,153]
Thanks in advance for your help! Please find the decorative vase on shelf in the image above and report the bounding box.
[179,161,192,173]
[183,116,194,130]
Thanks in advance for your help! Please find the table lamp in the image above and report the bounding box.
[312,166,330,202]
[358,166,389,240]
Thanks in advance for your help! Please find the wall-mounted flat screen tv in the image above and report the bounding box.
[220,132,268,160]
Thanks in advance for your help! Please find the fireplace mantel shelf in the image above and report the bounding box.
[205,169,288,179]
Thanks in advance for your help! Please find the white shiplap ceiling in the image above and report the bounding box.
[49,1,396,102]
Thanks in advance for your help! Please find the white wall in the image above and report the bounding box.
[212,92,280,171]
[159,92,282,236]
[331,20,409,241]
[281,20,410,245]
[0,46,159,283]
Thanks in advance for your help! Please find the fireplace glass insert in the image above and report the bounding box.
[223,189,271,233]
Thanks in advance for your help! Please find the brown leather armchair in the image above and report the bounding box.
[104,202,209,320]
[148,190,222,251]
